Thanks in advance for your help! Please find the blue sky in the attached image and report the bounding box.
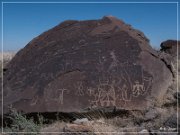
[1,0,179,51]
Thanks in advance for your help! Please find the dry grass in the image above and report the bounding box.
[40,118,148,135]
[0,51,15,62]
[0,51,15,71]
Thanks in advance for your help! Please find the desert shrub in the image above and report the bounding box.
[3,108,41,135]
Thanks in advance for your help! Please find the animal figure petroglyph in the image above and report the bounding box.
[30,95,38,106]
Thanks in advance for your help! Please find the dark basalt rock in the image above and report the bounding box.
[159,40,179,78]
[2,16,173,114]
[160,40,180,57]
[164,114,179,129]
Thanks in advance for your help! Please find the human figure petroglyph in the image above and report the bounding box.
[88,79,117,107]
[44,88,69,105]
[87,87,95,96]
[87,87,100,107]
[116,69,133,102]
[121,84,131,102]
[79,39,86,45]
[99,85,116,106]
[59,61,73,73]
[143,76,153,95]
[88,69,153,107]
[57,88,68,105]
[90,93,100,107]
[132,75,153,97]
[116,82,132,107]
[132,81,145,97]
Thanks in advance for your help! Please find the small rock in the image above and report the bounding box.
[64,123,93,132]
[160,40,180,57]
[139,129,149,133]
[145,109,158,120]
[164,114,178,128]
[73,118,89,125]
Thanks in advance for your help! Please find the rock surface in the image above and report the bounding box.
[160,40,179,57]
[2,16,173,114]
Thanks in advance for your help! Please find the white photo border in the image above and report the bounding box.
[1,1,179,134]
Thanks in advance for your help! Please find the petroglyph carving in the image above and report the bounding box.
[87,87,95,96]
[60,61,72,73]
[109,51,119,69]
[99,84,116,106]
[132,81,144,97]
[79,39,86,45]
[44,88,69,105]
[89,80,116,107]
[96,56,105,72]
[88,72,153,107]
[56,88,69,105]
[30,95,38,106]
[121,84,131,102]
[75,82,84,96]
[143,76,153,94]
[89,92,100,107]
[132,76,153,97]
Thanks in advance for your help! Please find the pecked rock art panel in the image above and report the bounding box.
[41,64,153,112]
[86,65,153,110]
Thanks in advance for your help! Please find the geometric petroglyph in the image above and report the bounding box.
[75,81,84,96]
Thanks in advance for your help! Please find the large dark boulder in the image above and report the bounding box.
[160,40,179,57]
[2,16,173,114]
